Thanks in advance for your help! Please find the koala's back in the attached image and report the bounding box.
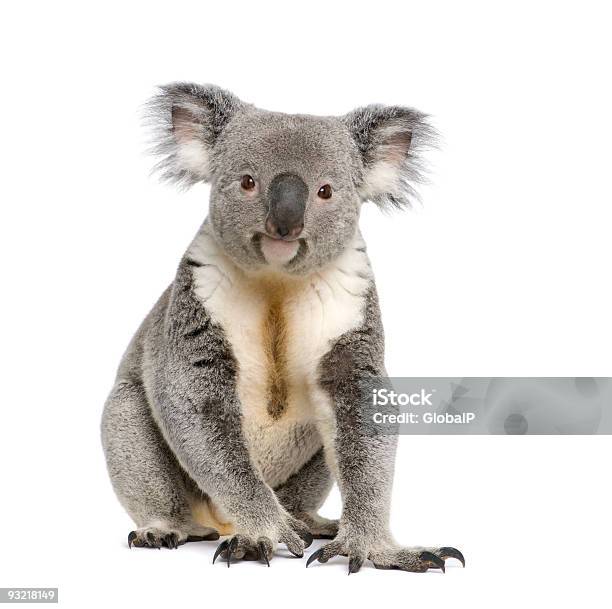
[113,285,170,385]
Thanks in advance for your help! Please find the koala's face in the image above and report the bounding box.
[208,111,362,273]
[148,83,434,275]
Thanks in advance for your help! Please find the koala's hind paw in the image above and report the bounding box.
[293,512,339,539]
[127,525,219,549]
[306,538,465,574]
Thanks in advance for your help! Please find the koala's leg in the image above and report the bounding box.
[101,380,220,549]
[308,288,464,574]
[274,448,339,539]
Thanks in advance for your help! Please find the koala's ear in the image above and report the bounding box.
[343,105,436,209]
[145,82,245,186]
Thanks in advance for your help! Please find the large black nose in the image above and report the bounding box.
[265,173,308,239]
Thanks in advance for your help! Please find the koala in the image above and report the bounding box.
[101,82,464,573]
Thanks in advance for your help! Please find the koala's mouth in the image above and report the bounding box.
[252,233,307,268]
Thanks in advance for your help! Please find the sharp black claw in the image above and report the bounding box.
[258,541,270,567]
[127,531,137,549]
[306,547,324,568]
[227,537,239,568]
[146,531,160,549]
[301,531,314,549]
[348,556,363,575]
[439,547,465,567]
[420,551,446,573]
[213,539,229,565]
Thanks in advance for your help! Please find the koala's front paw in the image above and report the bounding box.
[306,530,464,574]
[213,534,274,565]
[213,513,313,567]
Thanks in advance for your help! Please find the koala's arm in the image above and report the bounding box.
[314,285,465,573]
[146,263,302,543]
[318,285,397,542]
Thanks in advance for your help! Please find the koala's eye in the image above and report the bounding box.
[240,175,256,191]
[317,184,332,200]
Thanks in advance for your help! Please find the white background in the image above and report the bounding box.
[1,1,611,607]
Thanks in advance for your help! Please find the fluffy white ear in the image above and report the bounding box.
[343,105,436,209]
[145,82,245,187]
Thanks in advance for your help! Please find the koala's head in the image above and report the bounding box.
[147,83,435,275]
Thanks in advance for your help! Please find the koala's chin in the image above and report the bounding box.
[206,225,311,278]
[259,235,301,266]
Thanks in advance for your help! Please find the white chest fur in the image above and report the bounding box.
[187,228,371,485]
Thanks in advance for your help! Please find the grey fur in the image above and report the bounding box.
[343,104,437,209]
[145,83,247,186]
[102,83,462,572]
